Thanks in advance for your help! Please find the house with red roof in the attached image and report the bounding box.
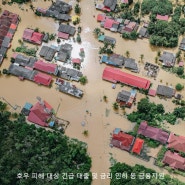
[34,60,58,75]
[22,28,44,45]
[156,14,169,21]
[131,138,144,155]
[28,100,53,127]
[162,151,185,171]
[33,72,52,86]
[0,10,19,65]
[137,121,169,144]
[111,128,135,151]
[97,14,106,22]
[168,133,185,153]
[102,67,151,89]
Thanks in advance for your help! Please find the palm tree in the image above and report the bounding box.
[93,28,101,37]
[82,130,88,137]
[103,95,107,102]
[125,50,130,58]
[140,54,144,62]
[113,102,119,110]
[30,4,35,12]
[155,56,158,63]
[110,43,115,50]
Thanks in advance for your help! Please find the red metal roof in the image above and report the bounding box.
[179,61,184,67]
[102,7,111,12]
[138,121,169,144]
[104,18,115,29]
[168,133,185,153]
[72,58,81,64]
[148,89,156,96]
[23,28,34,40]
[58,32,69,39]
[102,67,151,89]
[10,23,17,30]
[33,72,52,86]
[97,14,106,22]
[112,131,135,151]
[27,102,52,127]
[34,60,57,74]
[162,151,185,170]
[30,32,43,45]
[156,14,169,21]
[132,138,144,155]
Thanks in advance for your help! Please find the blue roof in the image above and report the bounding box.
[23,102,33,110]
[113,128,121,134]
[102,55,108,63]
[98,35,105,41]
[49,121,55,127]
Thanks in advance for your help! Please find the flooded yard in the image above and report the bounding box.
[0,0,185,184]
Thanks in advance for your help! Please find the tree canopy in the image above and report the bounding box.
[0,101,92,185]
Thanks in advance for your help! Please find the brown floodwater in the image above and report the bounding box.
[1,0,185,184]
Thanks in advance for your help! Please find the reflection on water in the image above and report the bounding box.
[1,1,185,184]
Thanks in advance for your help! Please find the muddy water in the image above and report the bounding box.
[1,0,185,184]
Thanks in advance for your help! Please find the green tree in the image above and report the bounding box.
[75,4,81,14]
[176,67,184,75]
[113,102,119,110]
[176,83,184,91]
[79,76,87,85]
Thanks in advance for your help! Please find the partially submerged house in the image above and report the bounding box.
[138,27,148,39]
[144,62,159,78]
[116,89,137,108]
[11,53,37,68]
[98,35,116,45]
[111,128,135,152]
[44,0,72,21]
[58,24,76,39]
[168,133,185,153]
[137,121,169,144]
[124,58,138,72]
[101,54,125,67]
[131,138,144,155]
[33,72,52,86]
[55,78,83,98]
[179,38,185,51]
[156,85,175,98]
[58,66,83,81]
[28,100,53,127]
[8,63,37,81]
[0,10,19,65]
[162,151,185,171]
[159,51,176,67]
[102,67,151,89]
[39,45,57,61]
[33,60,58,75]
[103,0,117,11]
[56,43,73,62]
[22,28,44,45]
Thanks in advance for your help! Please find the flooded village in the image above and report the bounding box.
[1,0,185,184]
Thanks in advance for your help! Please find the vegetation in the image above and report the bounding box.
[11,0,30,4]
[99,42,115,55]
[103,95,107,102]
[75,4,81,14]
[79,76,87,85]
[15,45,37,57]
[162,66,185,79]
[175,83,184,91]
[141,0,185,47]
[113,102,119,110]
[0,101,92,185]
[93,28,102,38]
[110,162,185,185]
[122,30,138,40]
[2,69,10,75]
[127,98,183,125]
[155,146,167,167]
[76,34,82,43]
[82,130,89,137]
